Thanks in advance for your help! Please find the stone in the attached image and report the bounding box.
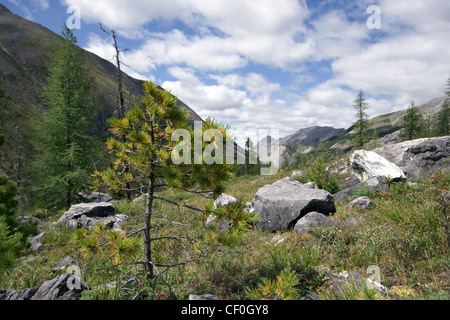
[189,294,220,300]
[340,177,360,190]
[294,212,329,234]
[351,150,406,182]
[291,171,304,178]
[30,232,46,253]
[347,196,372,210]
[373,136,450,179]
[304,182,318,189]
[253,178,336,232]
[19,216,45,232]
[58,202,127,230]
[309,270,395,300]
[333,176,390,202]
[53,257,77,273]
[213,193,238,209]
[31,274,87,300]
[0,288,38,300]
[81,191,114,203]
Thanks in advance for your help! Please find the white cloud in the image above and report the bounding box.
[75,0,450,138]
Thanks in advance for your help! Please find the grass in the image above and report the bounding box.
[1,168,449,300]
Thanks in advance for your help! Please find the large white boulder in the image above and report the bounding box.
[350,150,406,182]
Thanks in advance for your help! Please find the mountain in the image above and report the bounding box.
[280,126,346,147]
[0,4,202,181]
[259,96,448,168]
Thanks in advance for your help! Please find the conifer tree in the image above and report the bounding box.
[400,100,425,141]
[435,77,450,136]
[353,90,370,149]
[33,26,97,209]
[93,82,232,280]
[0,134,19,233]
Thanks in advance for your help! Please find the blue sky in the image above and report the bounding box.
[3,0,450,141]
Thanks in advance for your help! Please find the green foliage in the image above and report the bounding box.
[400,100,425,141]
[0,217,22,274]
[245,268,300,300]
[434,100,449,136]
[209,200,261,234]
[305,157,342,194]
[32,26,98,209]
[353,90,370,149]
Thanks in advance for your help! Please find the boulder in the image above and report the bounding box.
[53,257,77,273]
[30,232,46,253]
[340,177,360,190]
[294,212,328,234]
[31,274,87,300]
[333,176,390,202]
[347,196,372,210]
[81,191,115,203]
[373,136,450,179]
[309,270,394,300]
[0,288,38,300]
[253,178,336,232]
[351,150,406,182]
[58,202,127,230]
[213,193,238,209]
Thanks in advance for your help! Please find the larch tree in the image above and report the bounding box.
[92,82,233,281]
[400,100,425,141]
[353,90,370,149]
[33,26,98,209]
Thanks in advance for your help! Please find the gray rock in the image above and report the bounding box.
[294,212,328,234]
[348,196,372,210]
[291,171,304,178]
[31,274,87,300]
[81,191,114,203]
[351,150,406,182]
[340,177,360,190]
[373,136,450,179]
[189,294,220,300]
[19,216,45,232]
[58,202,127,230]
[53,257,77,273]
[253,178,336,232]
[304,182,318,189]
[214,193,238,209]
[30,232,46,253]
[333,176,390,202]
[106,278,138,290]
[309,270,394,300]
[0,288,38,300]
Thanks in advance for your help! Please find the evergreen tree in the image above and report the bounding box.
[435,100,449,136]
[435,77,450,136]
[0,135,19,233]
[93,82,233,280]
[353,90,370,149]
[400,100,425,141]
[33,27,98,209]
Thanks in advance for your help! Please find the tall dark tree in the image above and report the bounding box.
[400,100,425,141]
[353,90,370,149]
[33,27,98,209]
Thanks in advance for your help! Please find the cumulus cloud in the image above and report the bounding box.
[74,0,449,139]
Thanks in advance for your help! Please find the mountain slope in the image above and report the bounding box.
[0,4,202,181]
